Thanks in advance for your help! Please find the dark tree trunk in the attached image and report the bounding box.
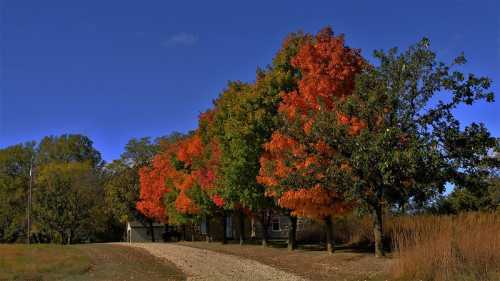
[221,215,227,244]
[206,217,211,242]
[287,215,297,251]
[259,216,269,247]
[238,210,245,245]
[149,221,156,242]
[68,229,74,245]
[261,229,268,247]
[258,212,271,247]
[191,223,195,241]
[182,224,187,241]
[325,217,334,254]
[59,231,65,245]
[372,203,385,257]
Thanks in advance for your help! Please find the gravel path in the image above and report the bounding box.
[119,243,308,281]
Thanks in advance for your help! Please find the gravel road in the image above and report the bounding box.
[120,242,308,281]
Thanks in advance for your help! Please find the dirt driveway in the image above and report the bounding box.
[120,242,307,281]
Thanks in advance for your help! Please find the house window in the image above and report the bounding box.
[271,217,281,232]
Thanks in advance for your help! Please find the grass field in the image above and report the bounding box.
[0,244,185,281]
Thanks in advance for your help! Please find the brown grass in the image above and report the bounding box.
[0,244,185,281]
[0,244,90,280]
[390,212,500,281]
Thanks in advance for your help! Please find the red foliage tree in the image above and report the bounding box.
[258,27,365,253]
[137,142,179,222]
[137,111,223,238]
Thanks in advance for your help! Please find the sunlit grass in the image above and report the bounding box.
[0,244,91,280]
[391,212,500,281]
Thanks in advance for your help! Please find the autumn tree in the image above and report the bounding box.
[173,113,224,242]
[258,27,364,253]
[137,147,176,223]
[107,135,180,242]
[136,123,222,242]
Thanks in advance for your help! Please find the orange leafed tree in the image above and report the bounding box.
[137,110,223,229]
[258,27,365,253]
[137,141,179,222]
[175,128,223,212]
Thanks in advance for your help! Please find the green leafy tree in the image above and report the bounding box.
[208,32,307,246]
[33,162,101,244]
[0,142,35,242]
[30,134,123,243]
[433,146,500,213]
[319,39,496,256]
[37,134,103,169]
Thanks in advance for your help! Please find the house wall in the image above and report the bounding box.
[251,214,326,241]
[181,214,253,242]
[176,213,326,243]
[128,226,164,242]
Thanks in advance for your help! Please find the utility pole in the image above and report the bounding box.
[27,155,33,245]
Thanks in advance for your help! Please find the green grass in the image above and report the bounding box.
[0,244,185,281]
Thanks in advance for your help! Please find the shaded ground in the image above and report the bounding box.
[122,242,307,281]
[178,241,393,281]
[0,244,185,281]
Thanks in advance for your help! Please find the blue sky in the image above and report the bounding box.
[1,0,499,162]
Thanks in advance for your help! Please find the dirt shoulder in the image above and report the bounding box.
[178,241,393,281]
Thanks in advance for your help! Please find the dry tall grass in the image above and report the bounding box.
[391,212,500,281]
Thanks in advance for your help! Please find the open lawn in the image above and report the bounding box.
[178,241,393,281]
[0,244,185,281]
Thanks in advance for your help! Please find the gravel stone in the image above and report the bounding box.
[119,243,308,281]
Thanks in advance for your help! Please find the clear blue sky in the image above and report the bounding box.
[1,0,499,162]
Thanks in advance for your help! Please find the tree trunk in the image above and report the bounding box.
[372,203,385,257]
[262,230,268,247]
[59,231,65,245]
[68,229,74,245]
[287,215,297,251]
[182,224,186,241]
[325,217,334,254]
[221,215,227,244]
[148,221,156,242]
[191,223,195,241]
[206,217,211,242]
[258,216,269,247]
[238,210,245,245]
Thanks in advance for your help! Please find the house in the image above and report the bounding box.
[125,211,326,244]
[178,212,326,243]
[126,220,164,242]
